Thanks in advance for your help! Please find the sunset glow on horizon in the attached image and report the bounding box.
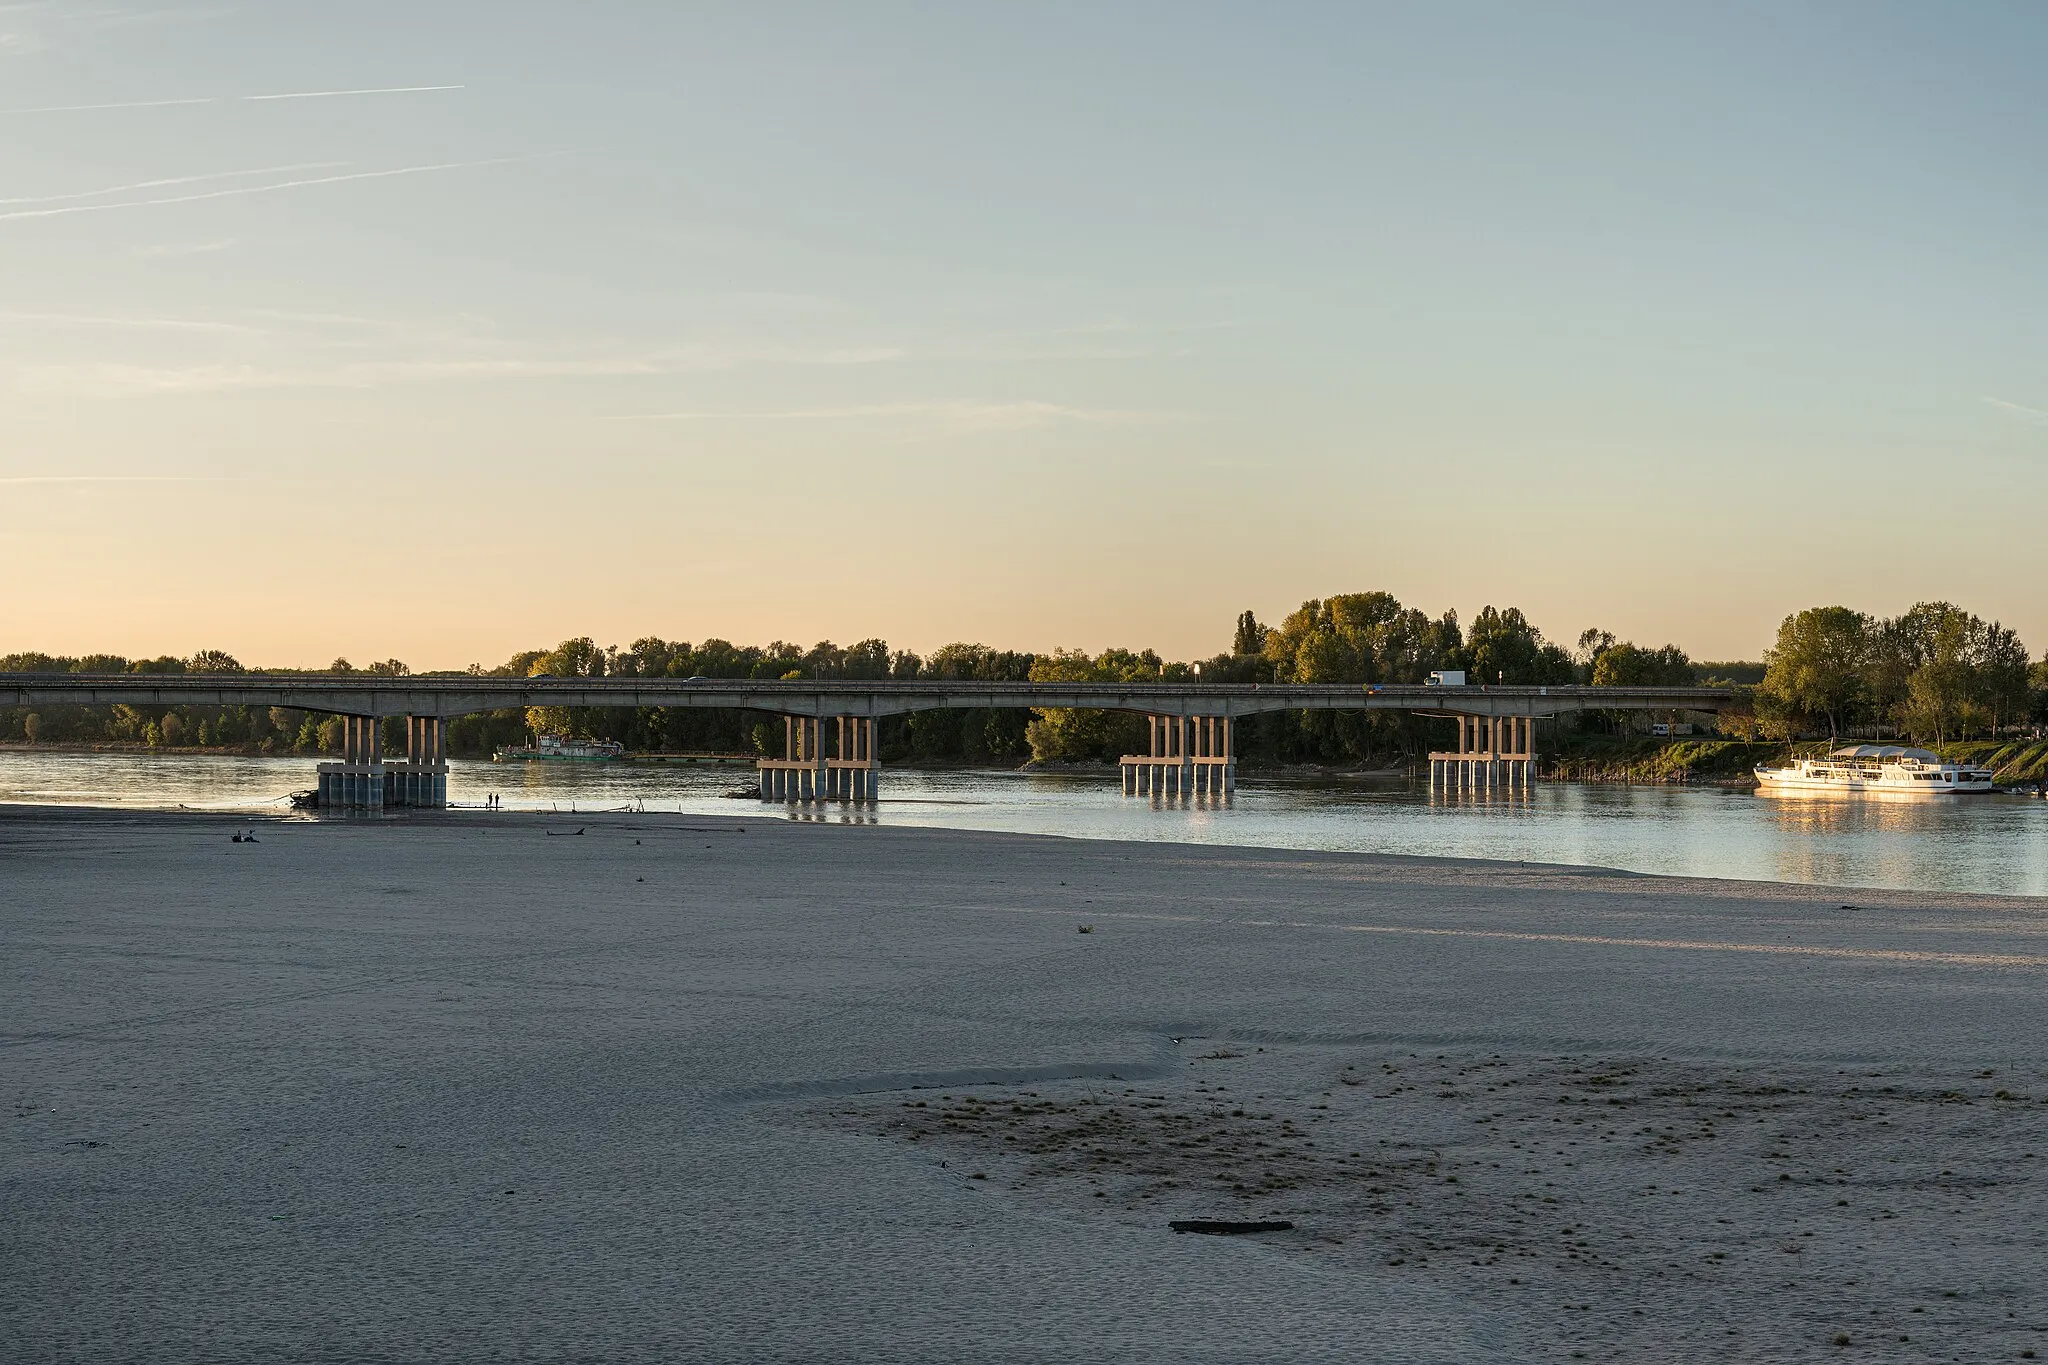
[5,3,2045,669]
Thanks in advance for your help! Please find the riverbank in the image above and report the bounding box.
[8,808,2048,1360]
[1549,735,2048,788]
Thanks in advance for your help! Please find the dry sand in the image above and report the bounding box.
[6,806,2048,1362]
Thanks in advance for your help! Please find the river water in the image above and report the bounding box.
[2,749,2043,898]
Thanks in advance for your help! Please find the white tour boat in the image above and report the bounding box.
[1755,745,1995,796]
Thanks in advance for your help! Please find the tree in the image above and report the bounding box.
[1865,604,2032,742]
[186,649,242,673]
[1758,607,1870,737]
[1024,647,1157,762]
[1464,606,1574,686]
[1976,622,2031,735]
[1897,613,1970,742]
[1590,642,1695,687]
[1232,611,1267,657]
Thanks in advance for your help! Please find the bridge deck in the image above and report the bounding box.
[0,674,1735,720]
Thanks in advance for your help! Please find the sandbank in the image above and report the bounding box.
[5,806,2046,1362]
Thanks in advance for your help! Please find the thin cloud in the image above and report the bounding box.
[0,474,226,484]
[608,400,1193,431]
[14,343,906,394]
[0,310,258,331]
[1984,396,2048,424]
[1,84,464,115]
[0,162,343,206]
[13,364,287,393]
[0,155,531,223]
[133,236,239,258]
[356,346,904,382]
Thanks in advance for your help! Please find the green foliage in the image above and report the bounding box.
[0,650,322,751]
[1759,606,1870,736]
[1232,611,1267,657]
[1024,647,1161,762]
[1697,661,1767,686]
[1463,606,1575,687]
[1590,642,1695,687]
[1758,602,2038,742]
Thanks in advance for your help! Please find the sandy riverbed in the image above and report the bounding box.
[6,806,2047,1362]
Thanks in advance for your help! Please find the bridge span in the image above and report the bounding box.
[0,674,1735,809]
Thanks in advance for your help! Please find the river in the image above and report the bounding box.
[2,749,2043,898]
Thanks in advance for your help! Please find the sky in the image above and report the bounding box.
[2,1,2045,670]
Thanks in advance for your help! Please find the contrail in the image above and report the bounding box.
[0,162,345,207]
[1984,396,2048,423]
[0,157,530,223]
[241,85,465,102]
[1,85,465,116]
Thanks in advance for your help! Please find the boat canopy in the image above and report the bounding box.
[1829,744,1940,761]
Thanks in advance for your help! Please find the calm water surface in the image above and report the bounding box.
[3,749,2044,898]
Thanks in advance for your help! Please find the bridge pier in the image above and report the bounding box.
[316,715,384,810]
[386,715,449,808]
[316,714,448,809]
[1428,714,1537,788]
[758,715,878,803]
[1121,715,1233,798]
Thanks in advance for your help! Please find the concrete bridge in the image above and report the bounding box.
[0,673,1735,808]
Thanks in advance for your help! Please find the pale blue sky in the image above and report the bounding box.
[2,2,2044,667]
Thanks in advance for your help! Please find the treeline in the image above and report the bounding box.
[0,592,1734,767]
[0,651,417,754]
[1745,602,2048,742]
[6,593,2041,765]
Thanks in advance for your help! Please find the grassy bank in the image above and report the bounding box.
[1937,738,2048,785]
[1546,737,1785,785]
[1547,735,2048,786]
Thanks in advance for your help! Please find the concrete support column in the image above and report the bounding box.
[866,717,880,802]
[1212,716,1228,802]
[811,718,826,802]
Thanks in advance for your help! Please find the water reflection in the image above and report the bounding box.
[1142,792,1235,811]
[1758,794,1960,836]
[784,805,881,825]
[1427,787,1536,811]
[2,749,2044,898]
